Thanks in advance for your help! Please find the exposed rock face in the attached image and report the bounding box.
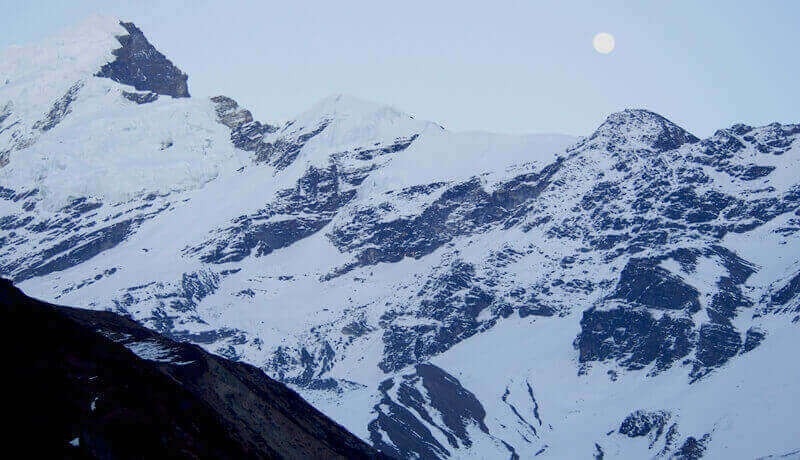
[368,364,489,459]
[619,410,671,439]
[96,21,189,98]
[770,270,800,311]
[675,434,711,460]
[32,81,85,131]
[0,192,170,283]
[612,409,713,458]
[122,90,159,104]
[577,306,695,374]
[188,163,356,264]
[587,108,700,153]
[211,95,258,129]
[1,279,383,460]
[328,160,563,278]
[610,258,701,312]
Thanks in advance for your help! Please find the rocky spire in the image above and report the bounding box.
[96,21,190,98]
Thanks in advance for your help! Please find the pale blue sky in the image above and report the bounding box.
[2,0,798,136]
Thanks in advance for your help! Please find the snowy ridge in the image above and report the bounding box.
[0,15,125,120]
[2,19,800,459]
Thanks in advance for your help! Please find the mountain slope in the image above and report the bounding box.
[1,17,800,459]
[1,278,383,459]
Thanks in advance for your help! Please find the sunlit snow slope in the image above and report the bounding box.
[2,17,799,459]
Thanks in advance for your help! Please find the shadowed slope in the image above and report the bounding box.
[0,278,385,460]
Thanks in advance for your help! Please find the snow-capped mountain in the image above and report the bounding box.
[2,17,799,459]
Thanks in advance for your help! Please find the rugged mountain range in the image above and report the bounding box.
[2,17,799,458]
[1,278,381,459]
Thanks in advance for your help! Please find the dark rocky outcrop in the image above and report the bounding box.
[0,193,175,283]
[379,260,498,373]
[576,306,694,373]
[122,90,159,104]
[189,164,355,264]
[96,22,189,98]
[2,205,144,283]
[1,279,383,460]
[584,109,700,153]
[770,270,800,309]
[254,121,330,169]
[368,363,488,459]
[210,95,279,154]
[32,81,84,131]
[675,434,711,460]
[691,323,742,380]
[618,410,671,439]
[742,327,766,353]
[611,258,701,312]
[329,159,563,276]
[575,244,762,378]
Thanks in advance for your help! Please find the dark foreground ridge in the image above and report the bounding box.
[0,278,385,459]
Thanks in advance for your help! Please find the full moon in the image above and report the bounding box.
[593,32,615,54]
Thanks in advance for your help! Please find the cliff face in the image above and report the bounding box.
[95,21,190,98]
[0,278,384,460]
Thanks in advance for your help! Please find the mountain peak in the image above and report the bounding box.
[585,108,699,152]
[1,16,188,103]
[300,93,410,123]
[0,15,125,86]
[95,20,189,98]
[285,93,433,147]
